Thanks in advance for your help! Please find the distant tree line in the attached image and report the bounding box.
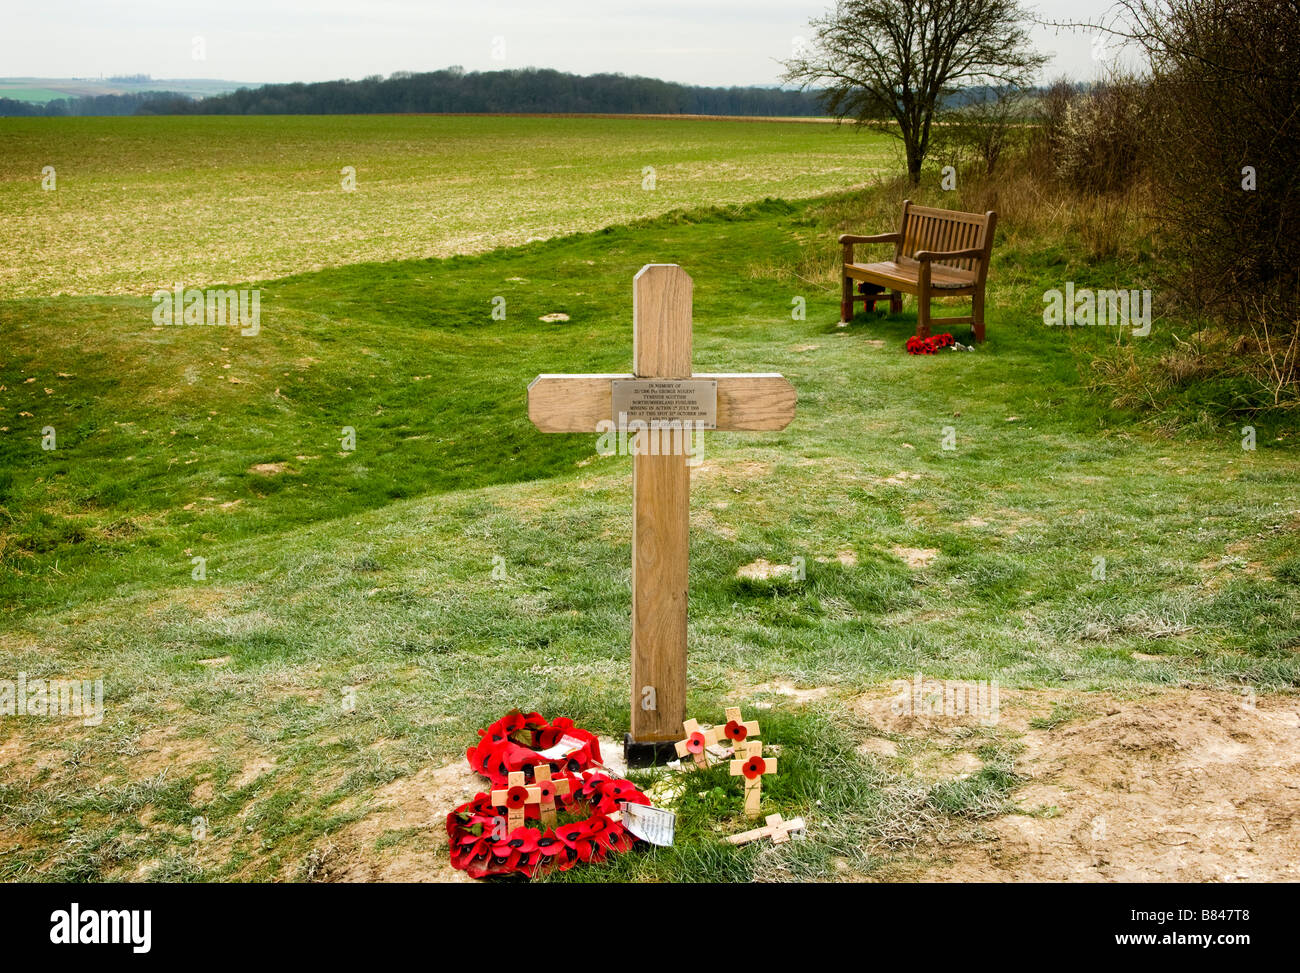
[132,68,827,116]
[0,91,186,117]
[0,68,1081,119]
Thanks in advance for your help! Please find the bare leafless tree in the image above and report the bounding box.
[783,0,1047,184]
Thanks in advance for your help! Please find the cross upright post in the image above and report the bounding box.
[526,265,797,764]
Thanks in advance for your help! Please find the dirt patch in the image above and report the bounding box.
[858,737,899,757]
[752,680,833,704]
[538,313,570,323]
[691,508,737,540]
[874,471,923,487]
[146,586,229,617]
[134,726,219,775]
[692,459,772,481]
[231,757,276,790]
[892,546,939,569]
[321,759,479,883]
[816,550,858,567]
[248,462,294,475]
[885,688,1300,881]
[737,558,796,581]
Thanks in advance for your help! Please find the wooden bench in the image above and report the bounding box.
[839,200,997,342]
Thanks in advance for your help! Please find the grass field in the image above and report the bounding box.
[0,114,891,298]
[1,117,1298,883]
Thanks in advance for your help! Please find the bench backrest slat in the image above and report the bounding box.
[894,201,994,282]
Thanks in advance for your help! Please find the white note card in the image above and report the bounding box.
[536,734,588,760]
[620,802,676,847]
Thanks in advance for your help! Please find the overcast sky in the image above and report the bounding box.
[4,0,1123,87]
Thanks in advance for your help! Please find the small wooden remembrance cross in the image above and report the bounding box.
[725,813,806,846]
[491,770,538,833]
[730,740,777,818]
[721,705,760,755]
[532,765,571,830]
[674,717,722,770]
[527,265,797,763]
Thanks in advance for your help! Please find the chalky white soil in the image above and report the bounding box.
[859,688,1300,882]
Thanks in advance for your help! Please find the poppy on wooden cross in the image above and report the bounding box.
[490,770,540,833]
[526,265,797,764]
[674,717,722,769]
[721,705,760,754]
[730,740,778,818]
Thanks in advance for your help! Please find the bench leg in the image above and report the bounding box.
[973,289,986,343]
[916,292,931,339]
[889,291,903,315]
[840,272,853,324]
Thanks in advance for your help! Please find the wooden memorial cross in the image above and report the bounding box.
[527,265,797,762]
[725,813,806,846]
[721,705,760,755]
[490,770,539,833]
[730,740,778,818]
[674,717,722,769]
[532,765,571,829]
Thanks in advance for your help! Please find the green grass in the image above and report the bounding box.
[0,114,890,298]
[0,117,1298,882]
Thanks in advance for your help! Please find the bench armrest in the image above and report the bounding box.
[915,247,983,263]
[839,232,899,245]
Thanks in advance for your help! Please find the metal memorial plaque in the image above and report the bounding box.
[610,379,717,429]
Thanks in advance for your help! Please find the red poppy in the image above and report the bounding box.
[603,779,639,802]
[685,731,707,754]
[605,828,636,853]
[577,773,611,801]
[536,780,556,803]
[742,755,767,780]
[554,821,590,849]
[724,720,748,743]
[505,785,530,809]
[535,833,564,857]
[498,827,541,855]
[488,846,521,871]
[585,814,614,837]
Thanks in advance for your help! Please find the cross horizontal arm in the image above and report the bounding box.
[527,373,796,433]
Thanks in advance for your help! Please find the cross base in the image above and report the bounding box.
[623,734,680,768]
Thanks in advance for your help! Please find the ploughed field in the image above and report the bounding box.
[0,113,891,298]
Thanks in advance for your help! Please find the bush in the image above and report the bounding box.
[1053,77,1149,193]
[1134,0,1300,402]
[937,90,1032,176]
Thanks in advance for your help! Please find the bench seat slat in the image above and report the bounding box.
[846,260,974,290]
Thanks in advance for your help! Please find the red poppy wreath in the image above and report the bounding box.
[906,332,956,355]
[448,711,651,878]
